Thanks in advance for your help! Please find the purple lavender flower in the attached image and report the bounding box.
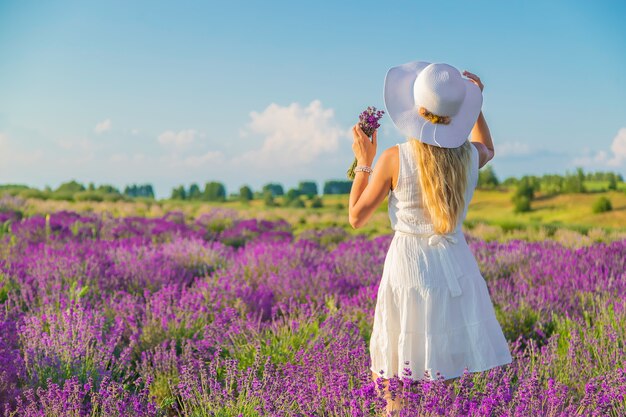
[347,106,385,180]
[2,209,626,415]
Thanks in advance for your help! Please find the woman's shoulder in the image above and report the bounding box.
[374,145,400,184]
[379,144,400,163]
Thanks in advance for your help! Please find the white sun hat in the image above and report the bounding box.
[383,60,483,148]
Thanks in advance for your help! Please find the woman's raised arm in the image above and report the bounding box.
[463,71,495,169]
[348,124,397,228]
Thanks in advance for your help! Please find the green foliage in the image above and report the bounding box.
[547,295,626,396]
[538,174,564,196]
[263,190,276,207]
[188,183,202,200]
[500,168,621,194]
[170,185,187,200]
[323,180,352,195]
[562,167,586,193]
[288,198,305,208]
[55,180,85,194]
[310,196,323,208]
[494,302,556,350]
[283,188,300,203]
[74,191,104,202]
[502,176,518,187]
[19,189,50,200]
[477,165,499,189]
[0,184,31,193]
[124,184,155,198]
[511,176,536,213]
[592,196,612,214]
[239,185,253,203]
[298,181,318,197]
[262,183,284,197]
[607,175,617,191]
[512,195,531,213]
[228,303,330,369]
[96,184,120,194]
[203,182,226,202]
[585,170,623,183]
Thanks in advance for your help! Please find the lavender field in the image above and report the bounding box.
[0,209,625,416]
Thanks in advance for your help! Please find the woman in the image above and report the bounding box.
[349,61,512,415]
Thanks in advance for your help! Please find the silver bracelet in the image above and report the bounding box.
[354,165,373,174]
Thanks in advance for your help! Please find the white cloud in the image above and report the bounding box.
[158,129,197,148]
[94,119,112,134]
[235,100,345,167]
[572,128,626,167]
[131,128,140,136]
[182,151,223,168]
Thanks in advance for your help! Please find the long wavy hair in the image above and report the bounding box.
[409,139,472,234]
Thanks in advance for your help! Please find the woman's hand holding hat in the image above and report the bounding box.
[351,123,377,167]
[463,70,484,92]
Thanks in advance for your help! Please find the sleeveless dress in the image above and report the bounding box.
[369,140,513,381]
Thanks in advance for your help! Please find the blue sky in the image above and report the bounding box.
[1,0,625,198]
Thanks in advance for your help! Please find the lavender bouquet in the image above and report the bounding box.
[347,106,384,180]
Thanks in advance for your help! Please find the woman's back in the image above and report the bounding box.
[388,140,479,236]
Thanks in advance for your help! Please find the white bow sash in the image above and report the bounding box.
[395,230,464,297]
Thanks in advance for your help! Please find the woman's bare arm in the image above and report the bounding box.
[463,71,495,169]
[470,111,495,168]
[348,123,397,228]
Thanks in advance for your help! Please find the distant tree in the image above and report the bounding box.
[298,181,318,197]
[607,174,617,191]
[88,182,95,191]
[124,184,155,198]
[592,196,612,213]
[511,176,536,213]
[97,184,120,194]
[539,174,564,196]
[310,196,323,208]
[477,165,499,189]
[563,168,586,193]
[142,184,155,199]
[512,195,531,213]
[263,190,276,207]
[502,177,518,187]
[323,180,352,195]
[577,167,586,191]
[124,185,135,196]
[283,188,301,205]
[262,183,284,197]
[55,180,85,194]
[203,182,226,202]
[188,183,202,200]
[171,185,187,200]
[239,185,253,203]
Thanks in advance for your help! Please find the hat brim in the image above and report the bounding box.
[383,60,483,148]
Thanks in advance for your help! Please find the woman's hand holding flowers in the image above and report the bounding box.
[351,123,377,167]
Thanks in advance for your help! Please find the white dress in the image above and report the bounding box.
[369,141,513,381]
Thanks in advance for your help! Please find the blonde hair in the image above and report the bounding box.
[409,139,472,234]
